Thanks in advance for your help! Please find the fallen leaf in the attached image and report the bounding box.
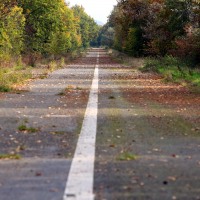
[50,188,59,192]
[168,176,177,181]
[35,172,42,176]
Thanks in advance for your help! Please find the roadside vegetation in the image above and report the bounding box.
[98,0,200,89]
[142,56,200,88]
[0,66,31,92]
[18,124,39,133]
[0,0,100,91]
[0,154,21,160]
[117,152,138,161]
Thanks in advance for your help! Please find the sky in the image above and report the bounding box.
[66,0,117,24]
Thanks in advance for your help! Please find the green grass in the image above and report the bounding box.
[0,85,11,92]
[0,154,21,160]
[0,67,32,92]
[18,124,38,133]
[141,56,200,87]
[117,152,138,161]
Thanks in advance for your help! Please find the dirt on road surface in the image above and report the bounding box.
[0,48,200,200]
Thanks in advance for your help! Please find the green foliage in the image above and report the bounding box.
[18,124,28,131]
[142,56,200,87]
[124,27,143,56]
[103,0,147,53]
[99,26,115,47]
[72,5,100,48]
[18,0,74,54]
[47,31,72,55]
[0,85,11,92]
[0,0,99,90]
[0,1,98,59]
[142,56,182,73]
[0,5,25,62]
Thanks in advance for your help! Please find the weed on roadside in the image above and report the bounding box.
[117,152,138,161]
[18,124,39,133]
[0,85,11,92]
[50,131,65,135]
[0,154,21,160]
[49,61,57,72]
[58,85,83,95]
[39,74,48,79]
[141,56,200,88]
[0,68,31,92]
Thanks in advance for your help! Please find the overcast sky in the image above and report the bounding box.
[66,0,117,24]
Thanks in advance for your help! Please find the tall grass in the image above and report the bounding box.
[141,56,200,87]
[0,49,86,92]
[108,49,144,68]
[0,67,31,92]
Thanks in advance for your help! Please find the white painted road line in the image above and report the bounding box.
[63,53,99,200]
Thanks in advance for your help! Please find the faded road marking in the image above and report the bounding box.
[63,53,99,200]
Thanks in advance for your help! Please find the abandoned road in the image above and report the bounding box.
[0,48,200,200]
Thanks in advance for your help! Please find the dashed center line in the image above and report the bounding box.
[63,52,99,200]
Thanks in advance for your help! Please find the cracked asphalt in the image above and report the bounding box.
[0,48,200,200]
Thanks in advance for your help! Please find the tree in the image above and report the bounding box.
[108,0,200,61]
[99,25,115,47]
[18,0,73,54]
[0,1,25,62]
[108,0,148,55]
[72,5,99,48]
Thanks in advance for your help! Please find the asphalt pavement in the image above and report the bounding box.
[0,48,200,200]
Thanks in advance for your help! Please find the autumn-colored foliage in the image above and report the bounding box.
[0,1,99,66]
[101,0,200,66]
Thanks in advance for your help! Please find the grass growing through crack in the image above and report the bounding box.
[0,154,21,160]
[58,85,83,95]
[18,124,38,133]
[117,152,138,161]
[50,131,65,135]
